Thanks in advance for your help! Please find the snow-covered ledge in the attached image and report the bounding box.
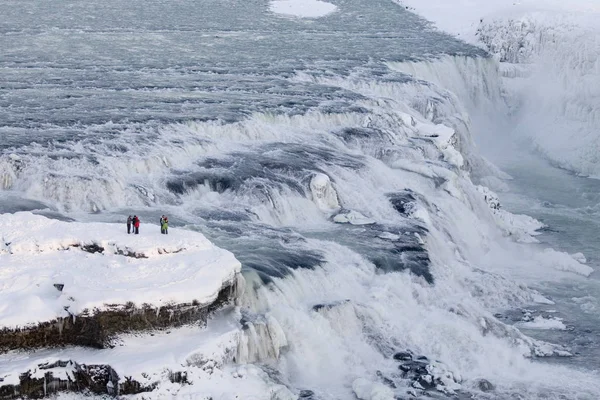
[0,212,242,350]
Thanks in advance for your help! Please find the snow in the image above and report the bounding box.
[0,212,241,329]
[531,293,555,305]
[0,309,237,386]
[269,0,337,18]
[0,308,293,400]
[397,0,600,43]
[571,252,587,264]
[332,210,376,225]
[399,0,600,177]
[310,173,341,212]
[535,248,594,277]
[476,185,545,244]
[517,316,567,331]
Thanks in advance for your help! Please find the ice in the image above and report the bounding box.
[310,173,341,212]
[0,212,241,329]
[269,0,337,18]
[571,252,587,264]
[352,378,394,400]
[517,316,567,331]
[476,185,545,243]
[400,0,600,177]
[332,210,376,225]
[532,293,555,305]
[534,249,594,277]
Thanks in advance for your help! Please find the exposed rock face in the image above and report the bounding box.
[0,282,238,352]
[0,360,154,399]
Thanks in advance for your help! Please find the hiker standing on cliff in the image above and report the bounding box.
[127,215,133,234]
[133,215,140,234]
[162,215,169,235]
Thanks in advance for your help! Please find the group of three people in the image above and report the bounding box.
[126,215,169,234]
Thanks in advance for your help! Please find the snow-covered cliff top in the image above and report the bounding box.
[0,212,241,329]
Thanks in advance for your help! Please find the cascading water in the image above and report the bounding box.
[1,0,599,399]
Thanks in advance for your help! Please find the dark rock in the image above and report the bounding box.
[312,300,350,312]
[71,242,148,258]
[398,360,429,380]
[81,243,104,254]
[79,364,119,394]
[0,278,239,352]
[298,389,315,398]
[393,351,413,361]
[168,371,188,384]
[387,191,417,216]
[416,356,428,362]
[53,283,64,292]
[477,379,495,392]
[0,360,144,399]
[418,375,435,390]
[114,248,148,259]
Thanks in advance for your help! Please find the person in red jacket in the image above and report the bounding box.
[133,215,140,234]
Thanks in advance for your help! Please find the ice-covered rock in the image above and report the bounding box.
[517,315,567,331]
[309,173,340,212]
[332,210,376,225]
[476,185,545,243]
[236,313,288,363]
[571,252,587,264]
[477,379,495,392]
[394,353,462,395]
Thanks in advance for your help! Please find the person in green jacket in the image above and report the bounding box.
[161,215,169,235]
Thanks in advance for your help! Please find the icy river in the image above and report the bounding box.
[1,0,599,399]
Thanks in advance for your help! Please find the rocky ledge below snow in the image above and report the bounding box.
[0,212,242,350]
[0,310,244,399]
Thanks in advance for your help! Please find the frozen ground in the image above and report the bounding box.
[0,212,241,329]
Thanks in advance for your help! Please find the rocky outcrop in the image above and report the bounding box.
[0,281,238,352]
[0,360,155,399]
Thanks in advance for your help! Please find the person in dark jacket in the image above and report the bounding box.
[127,215,133,234]
[160,215,165,234]
[133,215,140,234]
